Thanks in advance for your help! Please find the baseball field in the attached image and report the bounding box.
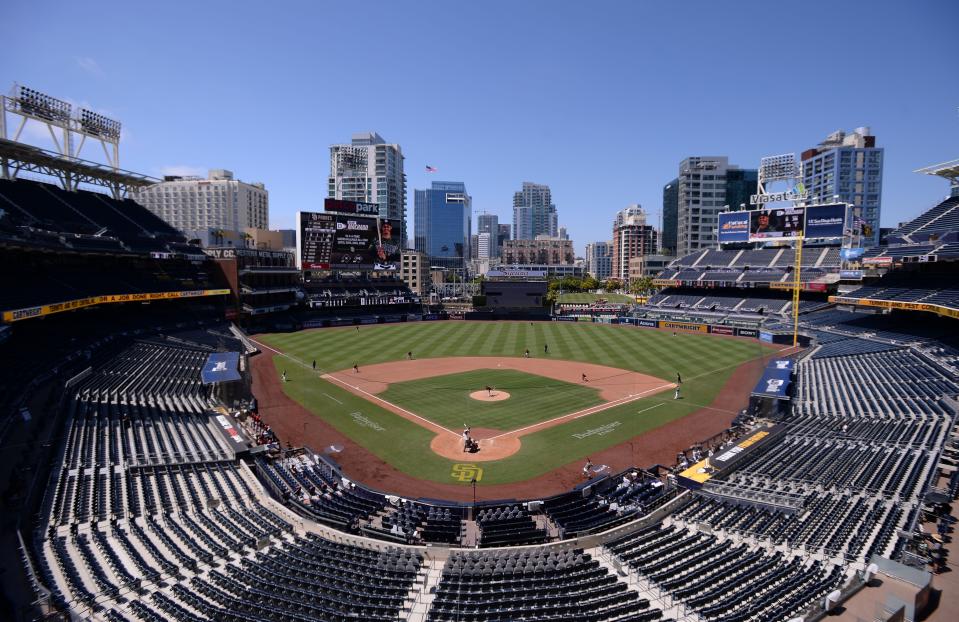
[253,321,780,491]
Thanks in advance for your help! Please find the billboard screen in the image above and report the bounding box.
[804,203,847,239]
[298,212,400,270]
[373,218,402,271]
[330,214,381,269]
[718,211,750,244]
[840,248,865,261]
[749,207,804,241]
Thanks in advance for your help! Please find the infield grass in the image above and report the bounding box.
[258,321,776,485]
[379,369,604,432]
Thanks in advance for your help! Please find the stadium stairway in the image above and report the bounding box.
[406,558,448,622]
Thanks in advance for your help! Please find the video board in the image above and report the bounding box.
[718,211,750,243]
[297,211,400,271]
[749,207,805,241]
[804,203,847,239]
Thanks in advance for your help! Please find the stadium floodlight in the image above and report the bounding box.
[78,108,122,142]
[15,85,72,124]
[759,153,799,184]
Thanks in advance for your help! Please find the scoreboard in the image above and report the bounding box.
[299,212,337,270]
[297,211,401,271]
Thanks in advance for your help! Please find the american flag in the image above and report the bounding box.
[425,165,437,173]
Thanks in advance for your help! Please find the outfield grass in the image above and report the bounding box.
[259,322,773,485]
[557,292,635,304]
[379,369,604,432]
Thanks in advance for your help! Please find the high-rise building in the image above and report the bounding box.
[662,178,678,255]
[328,131,407,239]
[611,205,658,282]
[585,241,613,281]
[802,127,883,246]
[513,182,558,240]
[724,169,758,212]
[470,234,479,260]
[477,232,493,259]
[676,156,753,257]
[413,181,472,270]
[477,212,500,257]
[400,249,427,296]
[133,169,268,240]
[497,224,511,256]
[503,237,574,265]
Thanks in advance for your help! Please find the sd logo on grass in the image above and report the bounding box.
[451,463,483,482]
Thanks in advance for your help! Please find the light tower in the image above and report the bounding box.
[1,83,122,185]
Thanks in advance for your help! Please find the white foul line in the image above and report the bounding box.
[321,373,459,437]
[484,381,676,441]
[323,393,343,404]
[637,403,665,415]
[250,336,460,437]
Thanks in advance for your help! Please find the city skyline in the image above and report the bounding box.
[3,0,957,256]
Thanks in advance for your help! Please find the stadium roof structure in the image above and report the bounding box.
[915,157,959,182]
[0,137,158,198]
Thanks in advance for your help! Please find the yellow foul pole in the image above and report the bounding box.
[792,237,803,347]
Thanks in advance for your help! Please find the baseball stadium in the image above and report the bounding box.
[1,83,959,622]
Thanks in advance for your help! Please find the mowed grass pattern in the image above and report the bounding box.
[262,321,762,380]
[259,322,774,485]
[379,369,604,432]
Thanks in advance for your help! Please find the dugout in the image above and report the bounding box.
[749,359,795,419]
[677,425,785,489]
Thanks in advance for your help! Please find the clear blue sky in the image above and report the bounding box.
[4,0,957,254]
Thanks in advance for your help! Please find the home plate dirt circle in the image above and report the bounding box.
[468,390,511,402]
[430,428,522,462]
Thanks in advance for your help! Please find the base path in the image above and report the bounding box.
[322,357,674,461]
[249,341,791,502]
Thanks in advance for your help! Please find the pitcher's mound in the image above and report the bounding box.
[469,390,510,402]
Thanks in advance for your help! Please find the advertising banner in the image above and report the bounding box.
[487,268,548,279]
[709,325,735,335]
[807,282,828,292]
[749,207,805,241]
[804,204,847,239]
[759,331,774,343]
[2,289,231,323]
[553,316,579,322]
[862,256,892,266]
[735,328,759,338]
[718,211,750,244]
[661,321,708,333]
[839,270,863,280]
[637,319,658,328]
[840,248,866,261]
